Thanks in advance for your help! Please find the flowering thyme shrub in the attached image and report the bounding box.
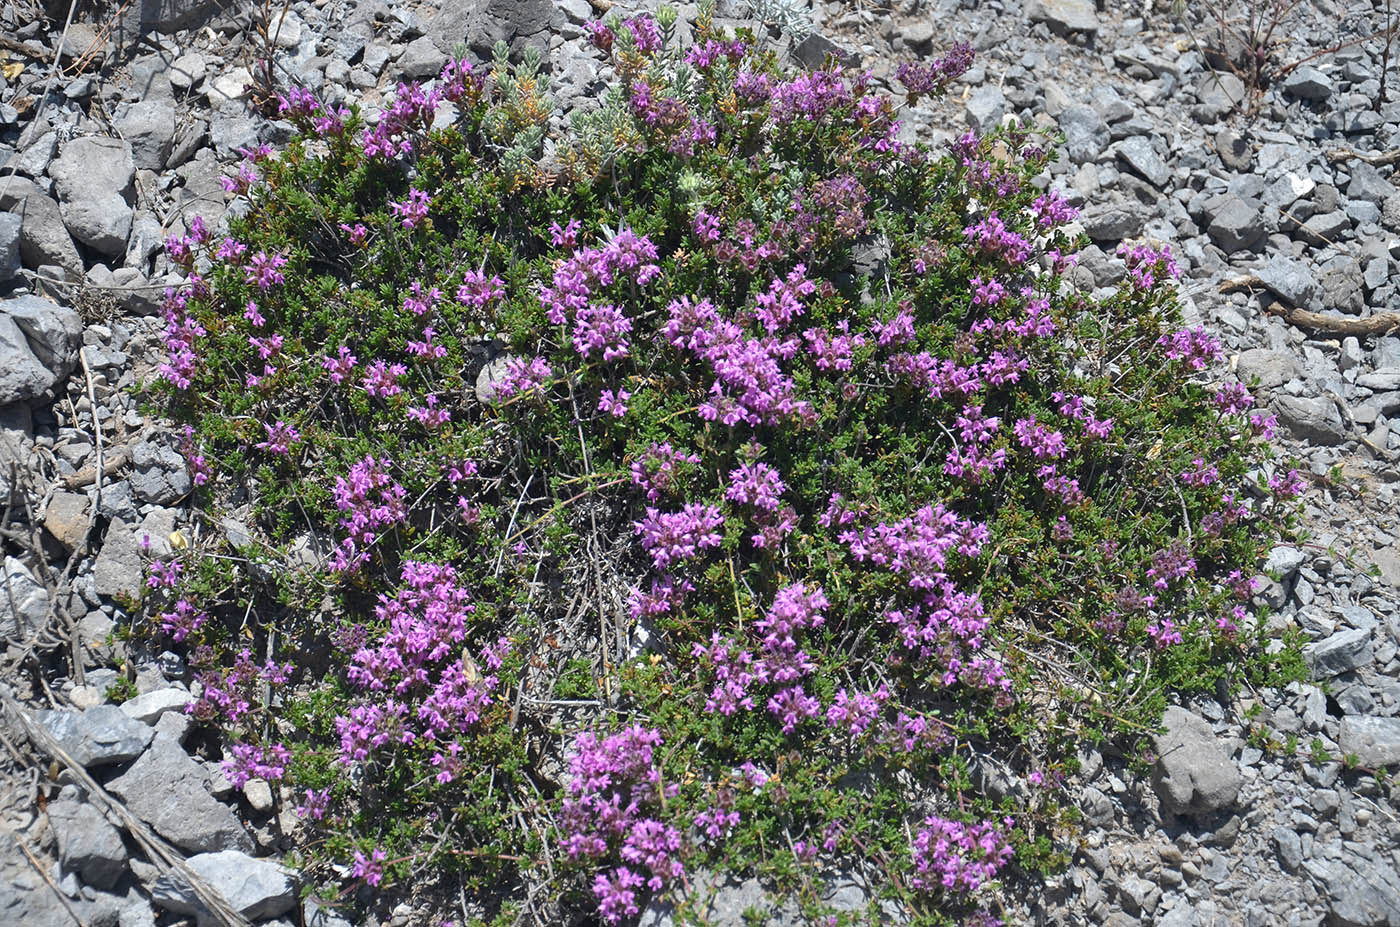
[148,4,1305,924]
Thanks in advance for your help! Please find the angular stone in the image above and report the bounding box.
[44,491,90,552]
[1304,853,1400,926]
[119,687,191,724]
[1060,105,1111,164]
[1273,394,1346,444]
[1306,627,1373,678]
[399,36,448,79]
[152,850,296,920]
[1347,162,1396,207]
[1297,209,1351,246]
[1255,255,1321,309]
[1152,706,1241,815]
[1205,195,1266,253]
[108,734,253,854]
[1358,369,1400,392]
[49,137,135,258]
[1282,65,1333,101]
[1265,545,1306,578]
[47,800,128,889]
[1236,347,1301,389]
[1080,202,1144,241]
[2,555,49,638]
[965,86,1007,134]
[92,519,146,599]
[0,294,84,404]
[1027,0,1099,34]
[35,706,154,767]
[0,176,84,277]
[1338,715,1400,767]
[170,52,207,91]
[0,212,19,283]
[114,100,176,172]
[1115,135,1170,188]
[128,441,191,505]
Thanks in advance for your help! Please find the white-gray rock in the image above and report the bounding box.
[92,519,147,599]
[1282,65,1333,101]
[114,100,176,172]
[1307,627,1373,677]
[0,176,84,277]
[108,734,254,854]
[0,212,19,283]
[1152,706,1242,815]
[35,705,154,767]
[151,850,295,920]
[47,800,128,889]
[128,441,191,505]
[1026,0,1099,35]
[1304,853,1400,926]
[1273,395,1346,445]
[2,555,50,637]
[49,137,136,258]
[119,687,192,724]
[1236,347,1300,389]
[1339,715,1400,768]
[0,294,83,404]
[1256,255,1321,309]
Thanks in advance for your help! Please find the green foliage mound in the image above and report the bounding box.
[144,5,1305,924]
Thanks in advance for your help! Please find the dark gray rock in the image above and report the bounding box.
[429,0,554,60]
[47,800,128,889]
[0,177,84,277]
[2,555,49,637]
[128,441,191,505]
[1322,261,1367,315]
[1255,256,1321,309]
[1216,129,1252,172]
[93,518,147,599]
[1115,136,1170,188]
[965,86,1007,134]
[1282,65,1333,100]
[1061,105,1111,164]
[1205,195,1266,253]
[0,294,83,404]
[398,35,448,78]
[1274,395,1346,444]
[1338,715,1400,767]
[1273,826,1303,873]
[1358,369,1400,391]
[640,870,802,927]
[1026,0,1098,35]
[1080,202,1145,241]
[1151,706,1241,815]
[49,137,136,258]
[1196,71,1245,116]
[1304,853,1400,926]
[0,212,19,283]
[108,734,254,853]
[114,100,176,172]
[1237,348,1299,392]
[1347,162,1396,207]
[35,706,154,767]
[1297,209,1351,246]
[107,0,224,54]
[1306,627,1373,677]
[151,850,296,921]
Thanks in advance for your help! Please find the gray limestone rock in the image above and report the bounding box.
[0,294,83,404]
[1348,162,1396,207]
[1060,105,1111,164]
[1151,706,1242,815]
[47,800,128,889]
[1338,715,1400,767]
[1115,136,1171,188]
[1304,853,1400,926]
[1236,347,1301,389]
[1255,255,1321,309]
[1080,202,1145,242]
[151,850,296,921]
[92,519,147,599]
[0,212,19,283]
[0,176,84,276]
[1205,195,1266,253]
[1307,627,1373,677]
[1282,65,1334,101]
[1026,0,1099,35]
[965,86,1007,134]
[1273,395,1346,445]
[120,687,192,724]
[128,441,191,505]
[114,100,176,172]
[108,734,254,854]
[35,706,154,767]
[1297,209,1351,247]
[399,35,448,78]
[2,555,49,638]
[49,137,136,259]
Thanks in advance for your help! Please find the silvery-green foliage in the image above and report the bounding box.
[749,0,814,41]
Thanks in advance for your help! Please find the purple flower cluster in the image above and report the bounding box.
[330,456,407,573]
[629,443,700,502]
[909,815,1014,893]
[634,504,725,570]
[1117,241,1180,289]
[359,59,482,159]
[963,212,1032,265]
[895,42,975,98]
[1160,326,1222,370]
[559,725,683,923]
[336,561,502,772]
[725,460,797,549]
[223,741,291,789]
